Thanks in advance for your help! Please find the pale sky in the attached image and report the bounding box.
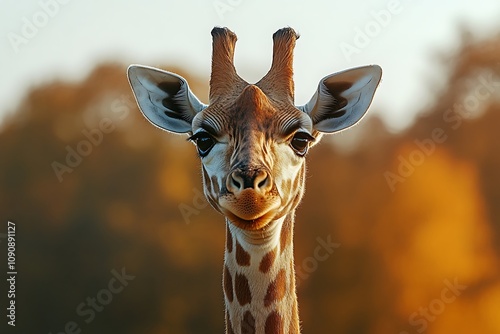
[2,0,500,131]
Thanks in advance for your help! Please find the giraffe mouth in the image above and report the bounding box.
[219,189,281,230]
[223,210,278,230]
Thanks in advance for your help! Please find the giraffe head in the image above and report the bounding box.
[128,27,381,232]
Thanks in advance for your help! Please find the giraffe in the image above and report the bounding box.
[127,27,381,334]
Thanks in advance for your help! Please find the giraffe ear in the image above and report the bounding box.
[127,65,207,133]
[298,65,382,133]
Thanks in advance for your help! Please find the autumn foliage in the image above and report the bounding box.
[0,32,499,334]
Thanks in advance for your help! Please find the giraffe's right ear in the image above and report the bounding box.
[127,65,207,133]
[298,65,382,134]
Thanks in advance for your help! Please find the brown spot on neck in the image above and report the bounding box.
[241,310,256,334]
[280,217,293,254]
[264,269,287,307]
[223,265,234,303]
[265,311,284,334]
[259,247,277,273]
[234,273,252,306]
[226,311,235,334]
[236,239,251,266]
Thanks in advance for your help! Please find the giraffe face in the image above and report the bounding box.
[127,27,382,231]
[190,85,314,230]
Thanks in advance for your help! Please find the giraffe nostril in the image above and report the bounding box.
[227,171,245,193]
[257,177,268,189]
[254,170,271,192]
[232,176,241,189]
[227,169,272,194]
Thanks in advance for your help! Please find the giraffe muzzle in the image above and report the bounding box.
[227,168,273,194]
[220,168,280,230]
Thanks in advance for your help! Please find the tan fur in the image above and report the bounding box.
[204,27,304,334]
[129,26,381,334]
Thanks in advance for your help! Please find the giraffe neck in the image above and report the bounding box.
[223,213,300,334]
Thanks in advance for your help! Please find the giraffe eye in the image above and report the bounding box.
[290,132,314,156]
[189,132,216,157]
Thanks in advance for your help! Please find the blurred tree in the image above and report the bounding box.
[0,28,499,334]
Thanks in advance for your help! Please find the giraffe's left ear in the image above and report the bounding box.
[298,65,382,133]
[127,65,207,133]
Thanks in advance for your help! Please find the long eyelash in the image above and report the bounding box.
[187,132,205,142]
[289,131,315,142]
